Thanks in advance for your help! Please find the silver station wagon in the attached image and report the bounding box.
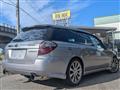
[2,25,119,86]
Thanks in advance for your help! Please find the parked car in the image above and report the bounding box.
[2,25,119,86]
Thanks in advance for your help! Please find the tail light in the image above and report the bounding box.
[38,41,57,55]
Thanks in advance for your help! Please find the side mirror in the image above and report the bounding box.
[97,46,104,51]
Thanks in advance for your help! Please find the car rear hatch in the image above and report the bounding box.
[6,41,43,64]
[5,28,52,64]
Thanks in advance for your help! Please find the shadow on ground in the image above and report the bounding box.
[25,70,120,90]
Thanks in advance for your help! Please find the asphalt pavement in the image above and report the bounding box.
[0,62,120,90]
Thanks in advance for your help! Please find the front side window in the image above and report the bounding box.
[90,36,105,49]
[83,34,94,46]
[76,32,94,46]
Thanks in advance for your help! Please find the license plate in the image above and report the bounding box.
[9,50,26,59]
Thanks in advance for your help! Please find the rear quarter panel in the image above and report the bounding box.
[49,41,84,74]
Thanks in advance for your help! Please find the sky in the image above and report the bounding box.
[0,0,120,28]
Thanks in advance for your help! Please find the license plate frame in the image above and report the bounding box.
[9,50,26,60]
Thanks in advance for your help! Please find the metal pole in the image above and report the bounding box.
[54,20,56,25]
[112,30,115,51]
[66,19,69,26]
[16,0,20,34]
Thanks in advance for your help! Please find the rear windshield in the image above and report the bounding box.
[12,29,51,42]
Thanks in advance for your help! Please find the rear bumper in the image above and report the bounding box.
[2,58,66,79]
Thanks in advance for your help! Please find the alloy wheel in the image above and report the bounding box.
[69,60,82,84]
[110,58,119,73]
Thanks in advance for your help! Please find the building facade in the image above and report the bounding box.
[94,15,120,40]
[94,15,120,56]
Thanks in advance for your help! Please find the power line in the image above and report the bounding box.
[9,0,43,23]
[1,0,40,23]
[1,0,14,6]
[9,0,16,5]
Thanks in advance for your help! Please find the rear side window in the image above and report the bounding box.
[51,29,82,43]
[51,29,93,45]
[51,29,74,42]
[72,31,93,45]
[12,29,51,42]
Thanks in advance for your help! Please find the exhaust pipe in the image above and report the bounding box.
[29,73,48,81]
[3,69,14,75]
[3,69,8,74]
[29,73,35,81]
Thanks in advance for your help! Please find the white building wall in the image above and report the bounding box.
[95,22,120,39]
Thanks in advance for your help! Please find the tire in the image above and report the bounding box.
[109,57,119,73]
[23,75,30,79]
[66,58,83,86]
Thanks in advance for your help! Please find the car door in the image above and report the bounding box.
[89,35,111,69]
[77,32,101,71]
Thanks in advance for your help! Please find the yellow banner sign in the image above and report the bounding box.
[52,10,71,20]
